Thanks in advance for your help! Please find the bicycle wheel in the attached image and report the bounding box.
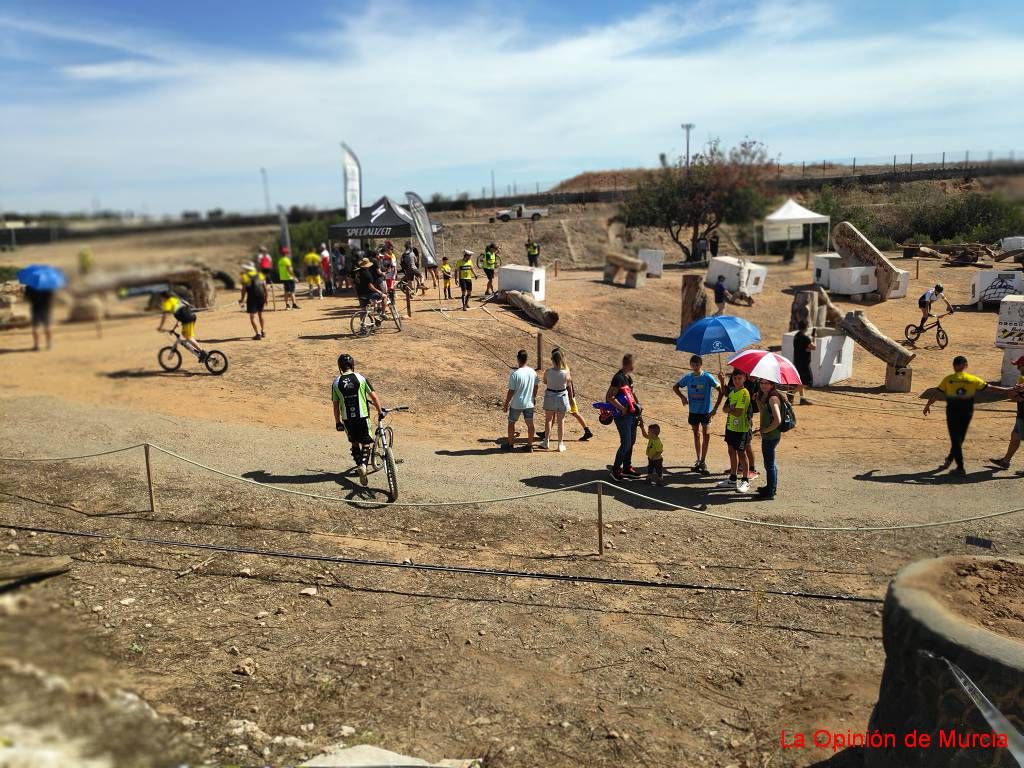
[350,312,370,337]
[204,350,229,375]
[157,346,182,371]
[904,324,921,344]
[370,432,386,471]
[384,446,398,502]
[389,300,403,331]
[936,327,949,349]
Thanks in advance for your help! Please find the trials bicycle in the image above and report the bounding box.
[904,311,953,349]
[369,406,408,502]
[158,328,228,375]
[349,295,403,336]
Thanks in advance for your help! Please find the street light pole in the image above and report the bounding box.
[681,123,695,172]
[259,167,271,214]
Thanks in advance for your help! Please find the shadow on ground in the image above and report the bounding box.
[242,467,390,503]
[852,466,1014,485]
[632,332,677,345]
[103,368,199,379]
[521,466,766,511]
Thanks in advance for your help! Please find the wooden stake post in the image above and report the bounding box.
[597,484,604,555]
[143,443,157,514]
[536,332,543,369]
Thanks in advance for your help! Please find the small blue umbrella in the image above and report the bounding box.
[17,264,67,291]
[676,315,761,356]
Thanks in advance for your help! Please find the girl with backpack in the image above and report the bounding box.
[753,378,787,500]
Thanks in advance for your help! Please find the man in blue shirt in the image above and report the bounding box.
[673,354,723,475]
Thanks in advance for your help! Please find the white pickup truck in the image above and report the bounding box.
[495,204,548,222]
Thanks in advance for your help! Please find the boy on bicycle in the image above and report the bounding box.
[917,283,952,331]
[332,353,383,485]
[157,291,207,360]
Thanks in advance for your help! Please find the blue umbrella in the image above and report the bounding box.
[17,264,67,291]
[676,315,761,355]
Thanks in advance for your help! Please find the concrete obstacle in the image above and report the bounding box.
[603,251,647,288]
[831,221,909,300]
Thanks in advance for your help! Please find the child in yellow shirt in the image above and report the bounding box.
[440,256,453,300]
[639,418,665,485]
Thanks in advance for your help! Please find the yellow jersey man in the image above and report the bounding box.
[923,355,1012,476]
[456,250,477,311]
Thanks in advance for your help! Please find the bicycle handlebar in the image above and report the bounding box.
[380,406,410,416]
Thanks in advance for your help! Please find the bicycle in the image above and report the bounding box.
[369,406,408,502]
[158,328,228,375]
[349,295,402,336]
[476,254,503,271]
[395,273,426,298]
[904,311,952,349]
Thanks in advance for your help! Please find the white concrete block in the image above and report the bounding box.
[813,253,842,289]
[971,272,1023,308]
[829,266,877,295]
[704,256,767,295]
[497,265,545,302]
[996,294,1024,347]
[638,249,665,277]
[781,329,854,387]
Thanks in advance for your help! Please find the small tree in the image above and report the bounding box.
[623,139,771,261]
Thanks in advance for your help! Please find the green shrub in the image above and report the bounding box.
[0,265,18,283]
[273,218,332,257]
[808,183,1024,247]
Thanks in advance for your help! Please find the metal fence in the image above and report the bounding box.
[774,150,1021,180]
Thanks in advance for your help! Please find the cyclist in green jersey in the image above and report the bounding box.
[332,353,384,484]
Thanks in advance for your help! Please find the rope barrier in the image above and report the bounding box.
[0,444,146,462]
[0,522,883,604]
[2,442,1023,532]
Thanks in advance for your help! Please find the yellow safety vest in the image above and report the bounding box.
[481,250,497,269]
[526,243,539,256]
[458,259,474,280]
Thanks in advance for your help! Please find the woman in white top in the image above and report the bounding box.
[542,348,572,451]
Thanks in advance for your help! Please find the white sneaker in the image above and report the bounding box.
[539,439,549,450]
[736,479,750,493]
[358,464,368,486]
[558,442,566,452]
[717,478,734,488]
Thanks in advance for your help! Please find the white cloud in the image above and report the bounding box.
[2,0,1023,213]
[62,60,184,82]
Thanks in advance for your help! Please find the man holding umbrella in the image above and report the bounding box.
[17,264,66,351]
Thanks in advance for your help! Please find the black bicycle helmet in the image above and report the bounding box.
[934,283,944,293]
[338,353,355,371]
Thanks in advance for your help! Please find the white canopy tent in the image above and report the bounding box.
[754,198,831,257]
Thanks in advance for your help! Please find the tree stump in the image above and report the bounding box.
[680,275,707,334]
[790,290,819,331]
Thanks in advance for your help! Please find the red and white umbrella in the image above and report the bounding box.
[726,349,802,385]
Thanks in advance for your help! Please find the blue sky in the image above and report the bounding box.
[1,0,1022,215]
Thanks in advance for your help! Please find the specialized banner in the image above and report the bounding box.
[341,142,362,220]
[405,192,437,268]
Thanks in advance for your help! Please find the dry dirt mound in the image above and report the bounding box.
[551,169,650,192]
[939,558,1024,639]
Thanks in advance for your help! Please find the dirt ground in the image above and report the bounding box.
[1,229,1023,767]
